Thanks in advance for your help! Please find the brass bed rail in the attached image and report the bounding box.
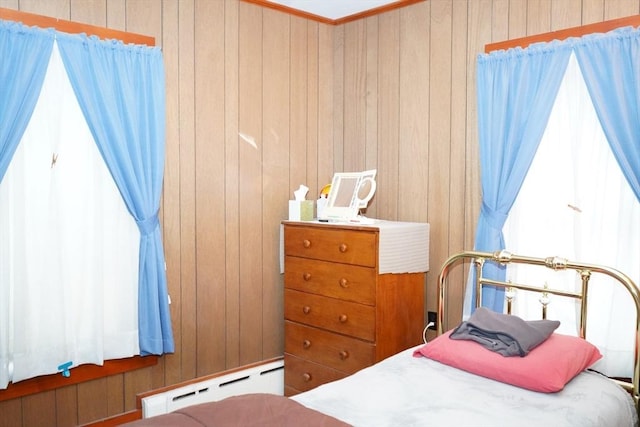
[437,250,640,407]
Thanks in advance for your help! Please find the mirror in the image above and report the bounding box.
[320,169,377,221]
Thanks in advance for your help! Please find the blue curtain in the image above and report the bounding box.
[472,42,572,311]
[56,34,174,355]
[0,20,53,182]
[574,27,640,202]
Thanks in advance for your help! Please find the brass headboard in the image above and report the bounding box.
[437,250,640,407]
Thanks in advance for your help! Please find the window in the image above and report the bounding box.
[503,54,639,378]
[0,42,140,388]
[0,19,173,389]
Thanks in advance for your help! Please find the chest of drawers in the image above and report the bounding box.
[283,221,428,396]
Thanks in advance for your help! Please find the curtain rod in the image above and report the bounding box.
[485,14,640,53]
[0,7,155,46]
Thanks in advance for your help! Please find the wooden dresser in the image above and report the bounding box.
[282,220,429,396]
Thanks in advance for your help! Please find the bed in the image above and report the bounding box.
[124,250,640,427]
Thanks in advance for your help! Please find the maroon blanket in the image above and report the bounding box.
[122,393,351,427]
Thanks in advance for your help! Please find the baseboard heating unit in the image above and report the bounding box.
[141,357,284,418]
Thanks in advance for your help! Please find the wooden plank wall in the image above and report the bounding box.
[0,0,638,425]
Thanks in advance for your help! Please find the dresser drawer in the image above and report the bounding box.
[285,321,374,374]
[284,255,376,305]
[284,353,347,393]
[284,225,377,267]
[285,289,375,341]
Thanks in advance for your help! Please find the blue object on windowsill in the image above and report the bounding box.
[58,361,73,378]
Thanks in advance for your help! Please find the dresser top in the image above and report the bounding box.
[282,220,430,273]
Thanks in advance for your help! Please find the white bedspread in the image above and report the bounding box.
[292,347,638,427]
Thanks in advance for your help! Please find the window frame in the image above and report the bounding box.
[0,6,158,403]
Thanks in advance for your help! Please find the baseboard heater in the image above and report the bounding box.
[140,357,284,418]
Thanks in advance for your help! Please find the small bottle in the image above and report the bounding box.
[316,194,328,219]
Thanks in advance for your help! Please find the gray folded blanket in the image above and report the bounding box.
[449,307,560,357]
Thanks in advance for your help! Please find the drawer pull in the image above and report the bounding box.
[303,272,312,281]
[339,243,348,253]
[339,278,348,288]
[339,314,348,323]
[303,306,311,314]
[303,239,312,248]
[339,350,349,360]
[303,339,311,349]
[302,372,312,382]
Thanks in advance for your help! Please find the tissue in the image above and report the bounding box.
[289,185,314,221]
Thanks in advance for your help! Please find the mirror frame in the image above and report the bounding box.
[321,169,377,221]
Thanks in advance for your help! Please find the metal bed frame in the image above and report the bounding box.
[437,250,640,409]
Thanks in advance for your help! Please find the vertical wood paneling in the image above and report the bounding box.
[23,391,56,427]
[3,1,639,424]
[427,0,453,301]
[446,0,470,327]
[105,375,124,416]
[583,0,606,23]
[398,3,429,223]
[551,0,583,29]
[160,0,183,388]
[70,0,105,26]
[317,23,336,184]
[364,17,379,216]
[18,0,67,18]
[306,21,320,196]
[376,11,401,220]
[290,16,309,189]
[224,0,242,369]
[194,0,227,377]
[332,25,345,173]
[343,19,368,172]
[104,0,125,31]
[491,0,509,41]
[261,9,290,359]
[77,380,107,425]
[238,1,263,365]
[462,0,491,327]
[0,0,18,11]
[0,399,21,427]
[177,0,198,382]
[55,385,77,426]
[527,0,552,34]
[604,0,640,19]
[508,0,528,39]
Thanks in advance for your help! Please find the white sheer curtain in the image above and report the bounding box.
[0,42,140,388]
[503,53,639,378]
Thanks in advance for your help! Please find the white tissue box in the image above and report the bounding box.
[289,200,314,221]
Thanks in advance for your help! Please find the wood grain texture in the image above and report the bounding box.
[2,0,639,424]
[238,0,264,366]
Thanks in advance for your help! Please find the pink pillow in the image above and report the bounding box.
[414,330,602,393]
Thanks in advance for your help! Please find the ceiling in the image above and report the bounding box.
[242,0,425,24]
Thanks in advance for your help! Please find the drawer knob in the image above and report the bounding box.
[339,314,348,323]
[303,306,311,314]
[339,350,349,360]
[339,243,348,253]
[303,239,312,248]
[302,372,312,382]
[303,340,311,349]
[339,278,348,288]
[303,272,312,281]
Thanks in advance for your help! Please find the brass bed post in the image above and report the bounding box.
[578,269,591,340]
[474,257,485,311]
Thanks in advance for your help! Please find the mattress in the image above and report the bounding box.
[292,346,638,427]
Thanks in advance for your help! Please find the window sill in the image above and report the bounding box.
[0,356,158,402]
